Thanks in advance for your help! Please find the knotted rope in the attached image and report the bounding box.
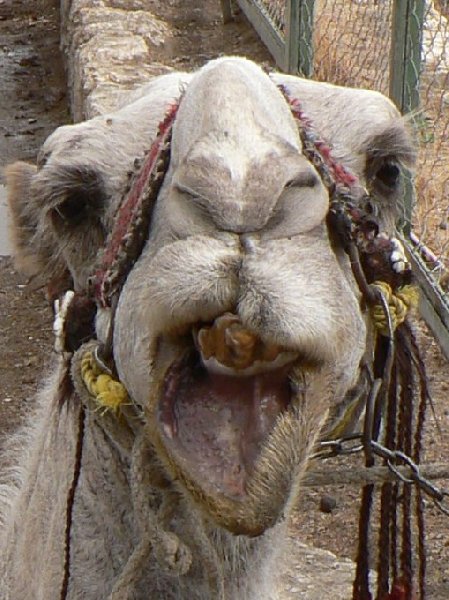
[107,432,192,600]
[81,350,129,413]
[370,283,419,337]
[68,342,192,599]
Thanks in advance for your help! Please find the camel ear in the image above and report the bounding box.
[5,161,56,276]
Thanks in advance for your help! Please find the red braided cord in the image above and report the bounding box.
[93,102,179,307]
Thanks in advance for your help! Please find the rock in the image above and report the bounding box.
[320,494,337,513]
[18,54,39,67]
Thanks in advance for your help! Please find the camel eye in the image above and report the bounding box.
[375,161,400,191]
[53,192,89,226]
[48,166,106,231]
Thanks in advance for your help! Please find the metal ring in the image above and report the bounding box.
[93,345,113,376]
[363,378,382,466]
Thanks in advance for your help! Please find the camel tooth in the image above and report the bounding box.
[195,313,290,372]
[201,351,298,377]
[196,327,213,360]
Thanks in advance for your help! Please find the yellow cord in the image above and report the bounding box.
[370,281,419,337]
[81,351,129,413]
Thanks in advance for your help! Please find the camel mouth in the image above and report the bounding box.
[156,313,304,503]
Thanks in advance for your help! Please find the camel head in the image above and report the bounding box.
[6,58,415,537]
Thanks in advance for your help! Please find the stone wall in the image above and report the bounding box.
[60,0,171,120]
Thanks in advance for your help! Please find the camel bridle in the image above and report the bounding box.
[57,87,428,600]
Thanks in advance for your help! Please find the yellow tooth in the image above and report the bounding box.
[197,313,283,371]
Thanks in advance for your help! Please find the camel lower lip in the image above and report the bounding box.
[157,350,293,499]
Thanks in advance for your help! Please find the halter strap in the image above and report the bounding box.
[92,101,180,308]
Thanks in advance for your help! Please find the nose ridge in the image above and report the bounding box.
[211,198,273,235]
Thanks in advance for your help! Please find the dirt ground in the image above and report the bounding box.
[0,0,67,439]
[0,0,448,598]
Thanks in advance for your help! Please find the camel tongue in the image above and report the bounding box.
[158,354,291,499]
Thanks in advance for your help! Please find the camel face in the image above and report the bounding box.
[110,60,364,534]
[6,58,414,541]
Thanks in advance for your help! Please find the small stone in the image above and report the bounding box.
[319,494,337,513]
[19,55,39,67]
[24,356,39,367]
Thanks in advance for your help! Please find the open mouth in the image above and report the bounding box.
[155,314,305,511]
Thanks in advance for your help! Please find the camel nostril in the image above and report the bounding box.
[240,233,259,253]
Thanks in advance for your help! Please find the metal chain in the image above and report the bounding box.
[315,434,449,516]
[313,433,364,459]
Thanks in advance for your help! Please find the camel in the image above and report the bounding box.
[0,57,416,599]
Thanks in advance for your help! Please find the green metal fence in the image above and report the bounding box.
[222,0,449,358]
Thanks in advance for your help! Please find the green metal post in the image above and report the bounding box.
[389,1,449,358]
[236,0,286,69]
[390,0,425,113]
[389,0,425,235]
[285,0,314,77]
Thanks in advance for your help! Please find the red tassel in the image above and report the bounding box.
[382,579,416,600]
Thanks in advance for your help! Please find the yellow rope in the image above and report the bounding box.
[370,281,419,337]
[81,351,129,413]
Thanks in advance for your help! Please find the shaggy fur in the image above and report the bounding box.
[0,58,415,599]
